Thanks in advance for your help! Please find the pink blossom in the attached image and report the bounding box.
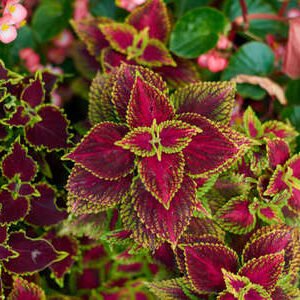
[73,0,89,21]
[217,35,231,50]
[4,0,27,24]
[207,52,228,73]
[197,53,209,68]
[0,15,17,43]
[116,0,146,12]
[53,30,74,48]
[19,48,42,72]
[47,47,67,64]
[287,8,300,19]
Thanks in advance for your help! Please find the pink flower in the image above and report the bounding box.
[3,0,27,24]
[287,8,300,19]
[116,0,146,12]
[217,35,231,50]
[197,53,209,68]
[207,53,228,72]
[73,0,89,21]
[53,30,74,48]
[19,48,42,72]
[47,47,67,64]
[0,15,17,43]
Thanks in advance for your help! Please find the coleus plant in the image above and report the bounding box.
[71,0,198,86]
[148,224,300,299]
[65,62,250,248]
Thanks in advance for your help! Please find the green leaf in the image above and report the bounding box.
[223,0,287,38]
[286,79,300,106]
[170,7,228,58]
[173,0,212,17]
[281,106,300,131]
[222,42,274,100]
[32,0,72,42]
[89,0,126,19]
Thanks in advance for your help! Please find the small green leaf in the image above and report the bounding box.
[286,79,300,106]
[170,7,228,58]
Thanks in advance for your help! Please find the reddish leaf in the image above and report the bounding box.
[266,139,290,169]
[265,167,289,196]
[126,0,170,43]
[66,122,134,180]
[222,269,248,295]
[217,291,237,300]
[0,245,17,261]
[6,106,30,127]
[21,79,45,108]
[25,183,67,226]
[138,153,185,208]
[77,268,100,290]
[71,17,111,57]
[25,105,70,150]
[111,63,167,121]
[215,197,256,234]
[262,121,298,141]
[288,187,300,213]
[127,76,174,128]
[100,23,136,54]
[137,40,175,67]
[239,253,284,291]
[287,154,300,178]
[184,243,238,293]
[155,56,199,87]
[8,277,45,300]
[46,233,78,280]
[243,286,272,300]
[178,113,248,177]
[6,182,36,197]
[2,142,37,181]
[3,231,65,274]
[0,191,29,224]
[0,225,7,243]
[243,106,262,138]
[172,81,236,124]
[283,17,300,79]
[67,165,132,212]
[132,176,196,243]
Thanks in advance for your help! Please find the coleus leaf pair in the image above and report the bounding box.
[1,68,70,151]
[66,63,250,246]
[71,0,198,86]
[148,225,300,299]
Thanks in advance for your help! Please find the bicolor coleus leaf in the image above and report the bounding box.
[0,190,29,224]
[2,142,37,181]
[265,166,288,196]
[257,204,284,225]
[46,232,78,281]
[172,81,236,125]
[99,23,137,55]
[154,56,199,87]
[126,0,170,43]
[21,78,45,108]
[136,39,176,67]
[3,231,66,274]
[243,106,263,139]
[0,225,7,244]
[88,72,116,124]
[177,113,250,177]
[71,16,111,57]
[266,138,290,169]
[126,76,174,128]
[137,152,185,208]
[238,253,284,292]
[67,165,132,212]
[6,106,30,127]
[8,277,46,300]
[111,63,167,122]
[183,243,239,293]
[132,176,196,243]
[214,197,256,234]
[120,196,162,250]
[0,245,17,261]
[25,105,70,150]
[25,183,67,226]
[262,121,298,141]
[66,122,134,180]
[5,182,37,198]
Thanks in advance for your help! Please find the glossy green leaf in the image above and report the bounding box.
[170,7,228,58]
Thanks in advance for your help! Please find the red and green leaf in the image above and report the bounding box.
[132,176,196,243]
[3,231,66,274]
[172,81,236,125]
[2,142,37,181]
[266,138,290,169]
[138,152,185,208]
[257,204,284,225]
[25,105,70,151]
[21,78,45,108]
[25,183,67,226]
[239,253,284,292]
[66,165,132,212]
[5,106,30,127]
[177,113,249,177]
[183,243,239,293]
[262,121,298,141]
[214,197,256,234]
[8,277,46,300]
[127,76,174,128]
[265,166,289,196]
[66,122,134,180]
[99,23,136,54]
[126,0,170,43]
[243,106,263,138]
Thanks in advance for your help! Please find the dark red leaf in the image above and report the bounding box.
[21,79,45,108]
[266,139,290,169]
